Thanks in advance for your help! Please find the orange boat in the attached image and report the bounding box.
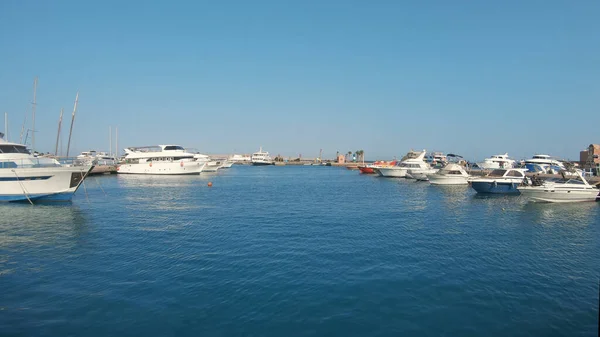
[359,160,396,174]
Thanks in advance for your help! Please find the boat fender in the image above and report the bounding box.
[493,181,498,188]
[149,162,152,167]
[180,161,184,167]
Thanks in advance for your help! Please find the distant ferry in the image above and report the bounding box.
[117,145,206,175]
[251,147,274,166]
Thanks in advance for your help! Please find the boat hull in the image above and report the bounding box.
[377,167,407,178]
[518,187,599,203]
[252,162,275,166]
[428,175,469,185]
[117,161,205,175]
[359,167,375,174]
[0,166,92,202]
[471,181,520,194]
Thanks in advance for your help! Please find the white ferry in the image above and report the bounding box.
[117,145,206,175]
[251,147,274,166]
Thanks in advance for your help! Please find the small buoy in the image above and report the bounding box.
[207,182,213,187]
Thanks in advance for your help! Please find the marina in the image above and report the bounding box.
[2,1,599,335]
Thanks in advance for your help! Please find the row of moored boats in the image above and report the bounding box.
[0,135,275,202]
[358,150,599,203]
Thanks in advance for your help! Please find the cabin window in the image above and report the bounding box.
[0,145,30,154]
[507,171,523,177]
[164,146,184,151]
[489,169,506,177]
[448,170,461,175]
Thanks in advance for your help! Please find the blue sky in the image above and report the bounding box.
[0,0,598,161]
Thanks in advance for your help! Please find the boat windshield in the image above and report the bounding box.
[488,169,507,177]
[163,146,185,151]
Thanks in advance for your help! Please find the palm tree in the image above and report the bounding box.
[356,150,364,163]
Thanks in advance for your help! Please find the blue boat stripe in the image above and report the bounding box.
[0,176,52,182]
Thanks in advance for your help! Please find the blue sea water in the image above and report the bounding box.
[1,166,598,337]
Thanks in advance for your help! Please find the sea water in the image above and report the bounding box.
[1,166,598,336]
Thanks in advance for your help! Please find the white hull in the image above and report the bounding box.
[377,167,407,177]
[202,161,224,172]
[0,166,92,202]
[518,187,599,203]
[477,162,511,170]
[221,161,233,168]
[427,175,469,185]
[117,161,205,175]
[407,169,438,181]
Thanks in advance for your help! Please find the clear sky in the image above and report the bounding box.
[0,0,598,161]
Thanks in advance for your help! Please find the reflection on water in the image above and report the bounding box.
[520,201,598,226]
[0,204,88,247]
[116,174,209,188]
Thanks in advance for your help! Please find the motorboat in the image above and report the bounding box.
[359,160,396,174]
[117,145,206,175]
[427,163,470,185]
[477,153,516,170]
[251,147,274,166]
[377,150,428,178]
[517,171,599,203]
[469,168,528,194]
[221,161,234,168]
[229,154,251,163]
[0,135,93,202]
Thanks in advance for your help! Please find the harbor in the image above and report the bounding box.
[2,1,600,335]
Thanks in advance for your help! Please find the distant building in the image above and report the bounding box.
[580,144,600,175]
[337,155,345,164]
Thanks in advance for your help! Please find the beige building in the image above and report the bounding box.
[580,144,600,175]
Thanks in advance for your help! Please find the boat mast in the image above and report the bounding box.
[54,108,63,156]
[115,126,118,159]
[65,92,79,157]
[109,126,112,156]
[4,112,7,141]
[31,77,38,152]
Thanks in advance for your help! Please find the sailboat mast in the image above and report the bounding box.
[115,126,118,159]
[31,77,38,152]
[65,92,79,157]
[109,126,112,157]
[55,108,63,156]
[4,112,7,141]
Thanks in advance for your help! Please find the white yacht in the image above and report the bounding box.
[229,154,251,163]
[524,154,566,174]
[251,147,274,166]
[0,135,93,202]
[77,150,117,166]
[518,171,599,203]
[427,163,470,185]
[117,145,206,175]
[477,153,516,170]
[189,152,224,172]
[377,150,428,178]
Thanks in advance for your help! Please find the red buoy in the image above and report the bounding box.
[208,182,213,187]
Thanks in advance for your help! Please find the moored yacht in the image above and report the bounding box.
[524,154,565,174]
[251,147,274,166]
[77,150,117,166]
[377,150,428,178]
[427,163,470,185]
[517,171,599,203]
[117,145,206,175]
[469,168,527,194]
[477,153,516,170]
[0,135,93,202]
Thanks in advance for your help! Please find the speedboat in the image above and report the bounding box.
[117,145,206,175]
[477,153,515,170]
[517,171,599,203]
[469,168,527,194]
[0,135,93,202]
[377,150,428,178]
[427,163,470,185]
[359,160,396,174]
[251,147,274,166]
